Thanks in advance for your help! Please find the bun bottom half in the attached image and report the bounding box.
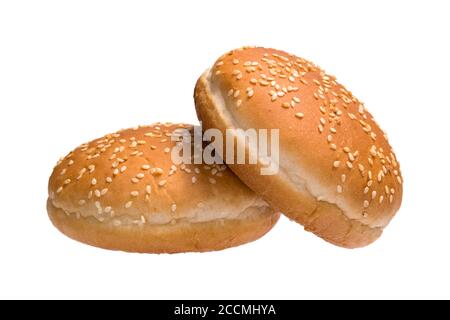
[47,200,280,253]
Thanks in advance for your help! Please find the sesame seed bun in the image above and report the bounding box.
[194,47,403,248]
[47,123,279,253]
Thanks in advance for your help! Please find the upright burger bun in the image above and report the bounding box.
[194,47,403,248]
[48,123,279,253]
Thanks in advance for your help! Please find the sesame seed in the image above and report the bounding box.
[346,161,353,169]
[192,176,197,184]
[330,144,337,150]
[60,169,67,176]
[141,164,150,170]
[367,180,373,187]
[209,178,216,184]
[292,97,300,103]
[236,99,242,107]
[343,147,350,153]
[364,187,369,194]
[391,188,395,194]
[56,186,63,193]
[146,185,152,194]
[341,174,346,183]
[88,191,93,199]
[131,191,139,197]
[333,160,340,168]
[104,207,112,213]
[372,190,377,199]
[91,178,97,186]
[358,164,364,172]
[337,185,343,193]
[327,135,333,142]
[131,177,139,184]
[397,176,402,184]
[389,195,394,203]
[113,168,119,176]
[295,113,304,119]
[77,168,86,180]
[362,212,368,218]
[120,166,127,173]
[227,89,234,97]
[358,104,365,114]
[320,118,326,125]
[64,179,71,185]
[125,201,133,209]
[247,90,254,97]
[330,128,337,134]
[94,190,101,198]
[282,102,290,108]
[363,200,369,208]
[158,180,167,187]
[151,168,163,176]
[233,90,240,98]
[232,59,239,65]
[88,165,95,173]
[171,204,177,212]
[68,160,74,166]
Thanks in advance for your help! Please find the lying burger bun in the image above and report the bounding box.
[194,47,403,248]
[48,123,279,253]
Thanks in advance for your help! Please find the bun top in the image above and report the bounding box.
[49,123,265,226]
[207,47,402,228]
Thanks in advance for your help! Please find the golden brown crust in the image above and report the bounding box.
[48,200,279,253]
[47,123,279,253]
[194,47,403,248]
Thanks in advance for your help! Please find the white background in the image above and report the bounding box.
[0,0,449,299]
